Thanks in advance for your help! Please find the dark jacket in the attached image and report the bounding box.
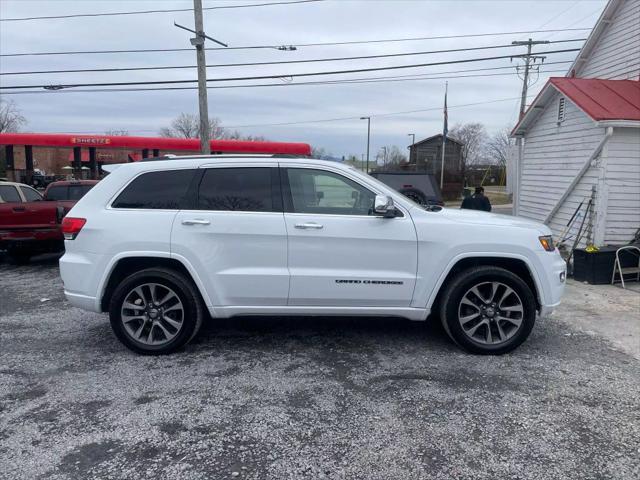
[460,196,475,210]
[473,193,492,212]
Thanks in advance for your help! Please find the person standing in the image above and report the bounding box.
[472,186,492,212]
[460,190,475,210]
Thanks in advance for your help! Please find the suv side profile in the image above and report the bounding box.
[60,156,566,355]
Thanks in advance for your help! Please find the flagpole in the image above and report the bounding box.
[440,82,448,190]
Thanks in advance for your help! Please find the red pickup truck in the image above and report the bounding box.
[0,180,98,263]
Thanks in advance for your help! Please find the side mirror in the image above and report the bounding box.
[374,195,397,218]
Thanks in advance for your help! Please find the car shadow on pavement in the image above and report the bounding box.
[193,315,456,354]
[0,251,63,267]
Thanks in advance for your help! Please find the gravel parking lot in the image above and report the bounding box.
[1,255,639,480]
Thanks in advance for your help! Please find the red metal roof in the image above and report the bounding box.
[0,133,312,156]
[549,77,640,121]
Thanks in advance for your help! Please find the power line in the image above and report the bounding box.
[0,68,569,96]
[27,96,536,134]
[0,39,585,76]
[0,28,592,57]
[0,48,581,90]
[537,0,583,29]
[0,0,324,22]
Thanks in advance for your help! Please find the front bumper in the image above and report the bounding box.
[536,250,567,318]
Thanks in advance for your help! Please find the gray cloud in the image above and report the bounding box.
[0,0,606,156]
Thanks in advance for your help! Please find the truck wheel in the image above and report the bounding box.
[7,251,31,265]
[439,266,536,355]
[108,268,204,355]
[400,188,427,205]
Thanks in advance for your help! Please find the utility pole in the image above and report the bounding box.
[512,39,549,119]
[360,116,371,174]
[407,133,415,167]
[193,0,210,154]
[511,39,549,214]
[175,1,228,155]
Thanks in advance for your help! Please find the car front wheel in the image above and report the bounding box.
[439,266,537,355]
[109,268,203,355]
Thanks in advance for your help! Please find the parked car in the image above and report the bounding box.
[60,156,566,355]
[0,181,64,262]
[0,180,97,262]
[369,172,444,206]
[31,173,64,189]
[44,180,99,211]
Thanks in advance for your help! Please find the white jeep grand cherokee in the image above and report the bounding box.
[59,155,566,355]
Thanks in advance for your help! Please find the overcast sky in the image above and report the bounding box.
[0,0,607,157]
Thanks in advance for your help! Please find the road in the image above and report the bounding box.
[1,255,639,480]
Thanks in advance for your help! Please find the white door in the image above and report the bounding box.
[171,165,289,307]
[282,167,418,307]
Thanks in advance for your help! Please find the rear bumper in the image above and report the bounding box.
[59,250,107,312]
[64,291,101,312]
[0,234,63,254]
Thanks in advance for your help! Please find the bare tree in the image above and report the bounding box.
[485,127,513,167]
[159,113,227,139]
[449,122,487,167]
[311,146,330,159]
[104,129,130,136]
[225,129,267,142]
[0,99,27,133]
[375,145,407,169]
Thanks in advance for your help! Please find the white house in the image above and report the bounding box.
[511,0,640,247]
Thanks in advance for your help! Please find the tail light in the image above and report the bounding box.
[61,217,86,240]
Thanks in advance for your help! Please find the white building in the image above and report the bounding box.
[511,0,640,247]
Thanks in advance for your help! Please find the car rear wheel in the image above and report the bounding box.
[109,268,203,355]
[439,266,536,355]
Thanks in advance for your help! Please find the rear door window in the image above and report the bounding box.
[0,185,22,203]
[197,167,277,212]
[20,186,43,202]
[112,169,196,209]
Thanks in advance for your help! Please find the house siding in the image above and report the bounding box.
[578,0,640,79]
[604,128,640,244]
[519,98,605,247]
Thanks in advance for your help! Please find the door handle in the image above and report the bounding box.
[12,207,26,212]
[294,222,323,230]
[182,219,210,225]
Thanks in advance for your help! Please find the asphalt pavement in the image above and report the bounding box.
[1,254,639,480]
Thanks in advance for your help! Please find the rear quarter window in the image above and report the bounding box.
[112,169,196,209]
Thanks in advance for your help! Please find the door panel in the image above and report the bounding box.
[282,167,418,307]
[171,165,288,307]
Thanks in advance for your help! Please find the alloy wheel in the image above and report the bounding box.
[120,283,184,346]
[457,281,524,345]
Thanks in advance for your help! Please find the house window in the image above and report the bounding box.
[557,97,566,123]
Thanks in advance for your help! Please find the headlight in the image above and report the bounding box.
[539,235,555,252]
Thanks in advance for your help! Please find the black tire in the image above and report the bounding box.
[7,250,31,265]
[108,268,204,355]
[439,266,536,355]
[400,188,427,205]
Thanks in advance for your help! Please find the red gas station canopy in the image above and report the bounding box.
[0,132,312,156]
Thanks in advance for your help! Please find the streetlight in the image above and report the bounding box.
[408,133,415,166]
[360,116,371,174]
